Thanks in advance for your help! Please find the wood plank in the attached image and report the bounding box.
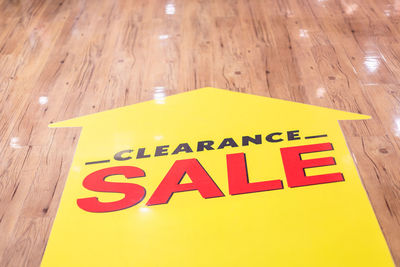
[0,0,399,265]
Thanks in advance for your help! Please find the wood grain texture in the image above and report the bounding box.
[0,0,399,265]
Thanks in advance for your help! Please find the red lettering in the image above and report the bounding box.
[147,159,224,206]
[280,143,344,188]
[227,153,283,195]
[77,166,146,212]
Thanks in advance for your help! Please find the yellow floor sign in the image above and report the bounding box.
[42,88,393,266]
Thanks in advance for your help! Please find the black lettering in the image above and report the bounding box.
[242,135,262,146]
[266,132,283,143]
[172,143,193,154]
[218,138,239,149]
[197,141,215,152]
[114,149,133,161]
[287,130,300,140]
[137,148,151,159]
[155,145,169,157]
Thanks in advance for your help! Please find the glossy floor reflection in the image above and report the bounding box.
[0,0,399,265]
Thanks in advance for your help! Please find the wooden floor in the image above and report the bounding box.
[0,0,400,265]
